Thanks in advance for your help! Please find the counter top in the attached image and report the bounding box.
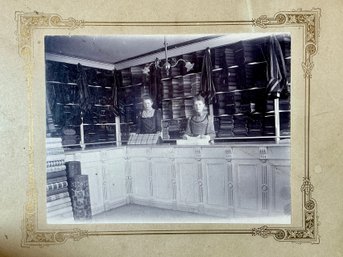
[64,140,290,155]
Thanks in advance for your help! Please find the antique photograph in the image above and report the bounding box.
[45,33,291,224]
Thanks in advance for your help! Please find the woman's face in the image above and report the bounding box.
[143,99,153,110]
[194,100,205,114]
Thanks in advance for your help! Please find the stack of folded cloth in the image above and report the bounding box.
[213,70,228,92]
[234,41,264,65]
[263,116,275,136]
[162,79,172,99]
[217,116,235,137]
[162,100,173,120]
[61,127,79,146]
[242,88,265,106]
[248,114,263,136]
[184,99,194,118]
[84,125,98,143]
[123,88,135,104]
[285,58,291,82]
[183,76,192,96]
[214,95,228,116]
[243,63,267,89]
[172,99,185,119]
[213,47,224,68]
[279,98,290,110]
[130,66,143,84]
[232,91,242,106]
[266,99,274,112]
[277,35,291,58]
[97,126,109,143]
[46,137,73,221]
[172,78,184,98]
[190,73,201,95]
[194,50,205,72]
[234,103,251,114]
[224,47,236,67]
[106,125,116,142]
[161,121,170,140]
[170,61,182,77]
[121,68,132,86]
[280,112,291,136]
[233,115,248,136]
[227,67,240,91]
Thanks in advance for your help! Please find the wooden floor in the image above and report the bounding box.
[89,204,290,224]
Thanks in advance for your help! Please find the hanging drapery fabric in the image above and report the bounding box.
[111,70,119,107]
[109,70,120,117]
[46,96,57,136]
[265,35,288,98]
[200,47,216,104]
[77,63,92,114]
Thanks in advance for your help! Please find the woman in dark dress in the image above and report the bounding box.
[183,95,215,143]
[136,96,162,135]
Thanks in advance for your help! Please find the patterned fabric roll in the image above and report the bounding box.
[68,175,92,220]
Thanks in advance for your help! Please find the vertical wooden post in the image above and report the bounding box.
[80,116,85,150]
[274,93,280,144]
[115,116,121,146]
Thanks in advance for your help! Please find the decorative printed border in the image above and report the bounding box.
[15,8,321,247]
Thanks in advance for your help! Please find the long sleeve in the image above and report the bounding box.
[184,118,192,136]
[206,115,216,140]
[136,112,141,134]
[155,109,162,132]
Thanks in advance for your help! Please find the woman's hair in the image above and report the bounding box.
[142,95,153,103]
[193,94,205,104]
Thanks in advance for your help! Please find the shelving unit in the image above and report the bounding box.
[114,34,291,143]
[46,61,121,149]
[46,34,291,146]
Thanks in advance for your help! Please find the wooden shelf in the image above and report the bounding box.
[119,83,143,89]
[46,81,78,86]
[161,71,202,81]
[215,87,265,95]
[162,95,193,101]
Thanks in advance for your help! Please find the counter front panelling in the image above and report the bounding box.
[65,144,290,218]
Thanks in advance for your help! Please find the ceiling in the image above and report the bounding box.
[45,35,216,64]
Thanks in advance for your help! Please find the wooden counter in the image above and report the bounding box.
[65,144,291,218]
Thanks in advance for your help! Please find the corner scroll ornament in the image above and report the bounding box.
[252,178,319,243]
[15,11,84,60]
[22,197,89,247]
[253,8,320,78]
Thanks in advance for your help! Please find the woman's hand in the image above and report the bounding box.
[200,135,210,140]
[183,134,190,140]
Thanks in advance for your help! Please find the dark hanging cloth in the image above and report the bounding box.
[200,48,216,104]
[46,96,57,135]
[77,63,97,124]
[265,36,288,98]
[77,64,92,115]
[112,70,120,107]
[108,70,120,117]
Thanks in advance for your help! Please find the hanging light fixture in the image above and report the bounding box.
[142,36,194,76]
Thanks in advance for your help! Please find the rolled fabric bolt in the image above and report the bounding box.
[65,161,81,179]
